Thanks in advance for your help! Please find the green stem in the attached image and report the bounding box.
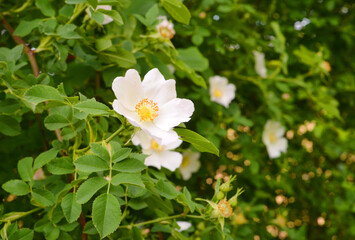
[0,208,42,223]
[67,3,87,24]
[106,148,112,194]
[105,125,125,143]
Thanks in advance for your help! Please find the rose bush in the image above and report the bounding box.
[0,0,354,240]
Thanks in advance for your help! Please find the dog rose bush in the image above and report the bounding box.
[0,0,354,240]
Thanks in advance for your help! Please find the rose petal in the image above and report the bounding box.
[160,151,182,171]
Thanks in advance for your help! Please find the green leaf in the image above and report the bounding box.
[112,159,146,173]
[57,24,81,39]
[0,115,21,136]
[162,0,191,25]
[112,148,131,163]
[74,155,110,173]
[47,157,75,175]
[177,47,209,72]
[14,19,42,37]
[61,193,82,223]
[97,9,124,25]
[174,128,219,156]
[92,193,122,238]
[111,173,144,188]
[33,148,59,170]
[131,226,143,240]
[74,99,110,115]
[96,38,112,51]
[8,228,34,240]
[17,157,33,182]
[101,48,136,68]
[44,114,70,130]
[25,85,65,111]
[155,180,179,199]
[35,0,55,17]
[65,0,86,3]
[90,143,110,161]
[176,187,195,212]
[32,189,55,206]
[2,180,30,196]
[76,177,108,204]
[7,45,23,62]
[83,220,98,235]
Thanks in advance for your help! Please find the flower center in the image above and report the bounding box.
[135,98,159,122]
[218,199,233,218]
[150,139,165,152]
[269,133,277,143]
[180,156,190,168]
[159,27,174,39]
[213,89,223,98]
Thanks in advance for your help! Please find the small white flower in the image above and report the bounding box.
[253,51,267,78]
[156,16,175,40]
[33,168,45,180]
[209,76,236,108]
[179,151,201,180]
[176,221,192,232]
[262,120,288,159]
[112,68,194,145]
[132,130,183,171]
[86,4,113,25]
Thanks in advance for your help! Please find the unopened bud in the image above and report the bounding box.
[220,182,233,193]
[217,191,224,200]
[197,222,205,231]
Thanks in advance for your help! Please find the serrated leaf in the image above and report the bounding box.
[0,115,21,136]
[17,157,33,182]
[35,0,55,17]
[162,0,191,25]
[112,148,131,163]
[14,19,42,37]
[112,159,146,173]
[25,85,65,111]
[57,24,81,39]
[7,45,23,62]
[101,48,136,68]
[2,180,30,196]
[33,148,59,170]
[97,9,123,25]
[61,193,82,223]
[44,114,70,130]
[177,47,209,72]
[32,189,55,206]
[75,155,110,172]
[155,180,179,199]
[90,143,110,161]
[76,177,108,204]
[174,128,219,156]
[111,173,144,188]
[92,193,121,238]
[8,228,34,240]
[47,157,74,175]
[74,99,110,115]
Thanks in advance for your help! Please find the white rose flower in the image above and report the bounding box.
[112,68,194,145]
[253,50,267,78]
[179,151,201,180]
[176,221,192,232]
[262,120,288,159]
[156,16,175,40]
[86,5,113,25]
[209,76,236,108]
[132,130,183,171]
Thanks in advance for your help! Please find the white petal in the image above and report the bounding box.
[267,145,281,159]
[144,79,177,106]
[144,154,162,169]
[165,137,183,150]
[276,138,288,153]
[209,76,228,87]
[112,100,140,127]
[176,221,192,232]
[160,151,183,171]
[180,168,192,180]
[112,69,143,111]
[142,68,166,85]
[154,98,195,131]
[132,130,152,149]
[140,122,180,146]
[103,15,114,24]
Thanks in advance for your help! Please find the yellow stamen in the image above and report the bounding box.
[269,133,277,143]
[135,98,159,122]
[159,27,174,39]
[218,199,233,218]
[180,156,190,168]
[213,89,223,98]
[150,139,165,152]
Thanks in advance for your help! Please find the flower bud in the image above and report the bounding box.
[216,191,224,200]
[197,222,205,231]
[229,188,245,207]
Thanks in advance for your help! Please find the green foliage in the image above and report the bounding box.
[0,0,354,239]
